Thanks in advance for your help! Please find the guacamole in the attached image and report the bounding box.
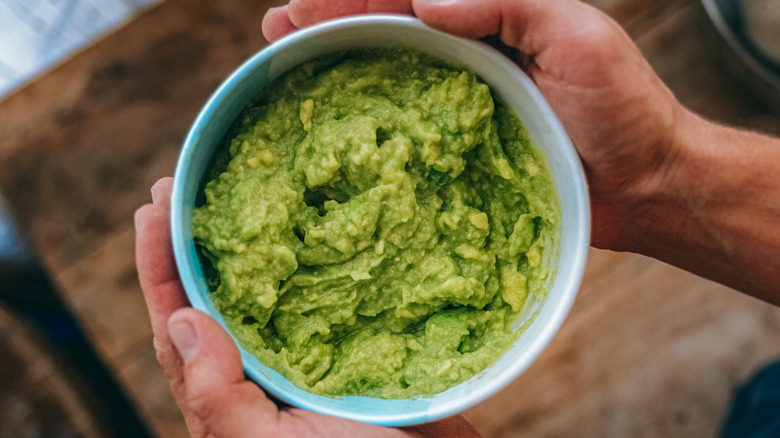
[192,48,560,398]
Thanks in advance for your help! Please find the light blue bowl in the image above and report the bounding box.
[171,14,589,426]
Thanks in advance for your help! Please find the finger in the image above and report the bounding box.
[169,308,283,436]
[151,177,174,211]
[136,199,209,434]
[412,0,584,55]
[284,408,427,437]
[263,5,298,42]
[287,0,414,29]
[135,203,188,344]
[404,415,482,437]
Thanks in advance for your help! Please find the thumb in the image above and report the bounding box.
[168,309,282,436]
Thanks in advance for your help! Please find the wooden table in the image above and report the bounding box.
[0,0,778,436]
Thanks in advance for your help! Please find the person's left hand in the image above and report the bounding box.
[135,177,480,437]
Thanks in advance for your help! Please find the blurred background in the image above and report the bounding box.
[0,0,160,99]
[0,0,778,437]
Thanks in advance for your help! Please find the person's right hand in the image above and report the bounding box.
[262,0,688,252]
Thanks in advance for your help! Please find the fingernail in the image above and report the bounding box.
[134,208,146,232]
[169,318,199,363]
[151,184,161,205]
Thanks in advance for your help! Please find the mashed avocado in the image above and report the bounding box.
[192,48,560,398]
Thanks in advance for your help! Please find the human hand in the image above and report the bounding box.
[135,177,481,437]
[262,0,688,252]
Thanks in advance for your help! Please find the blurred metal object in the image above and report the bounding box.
[701,0,780,108]
[0,193,153,437]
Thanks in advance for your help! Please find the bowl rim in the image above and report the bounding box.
[171,14,589,426]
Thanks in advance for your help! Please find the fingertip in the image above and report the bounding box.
[134,203,164,234]
[134,205,148,233]
[263,5,297,42]
[287,0,347,28]
[135,203,170,248]
[151,177,174,211]
[288,0,414,29]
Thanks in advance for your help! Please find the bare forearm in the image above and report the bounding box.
[617,110,780,304]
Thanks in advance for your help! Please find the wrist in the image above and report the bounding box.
[612,110,780,301]
[588,102,692,253]
[610,110,718,254]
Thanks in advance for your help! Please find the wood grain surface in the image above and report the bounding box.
[0,0,778,437]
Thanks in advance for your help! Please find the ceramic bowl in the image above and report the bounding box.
[171,14,589,426]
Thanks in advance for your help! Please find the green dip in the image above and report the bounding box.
[192,48,560,398]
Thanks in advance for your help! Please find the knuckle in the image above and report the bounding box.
[186,385,220,422]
